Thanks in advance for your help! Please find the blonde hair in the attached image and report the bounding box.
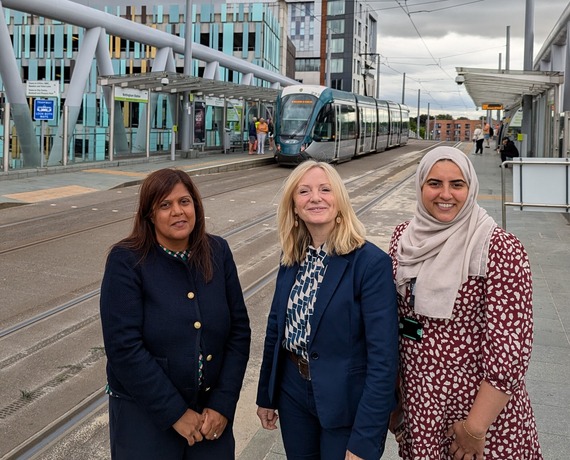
[278,161,366,266]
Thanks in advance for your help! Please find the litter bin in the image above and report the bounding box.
[223,128,230,153]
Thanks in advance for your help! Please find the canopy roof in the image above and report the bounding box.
[455,67,563,111]
[99,71,281,102]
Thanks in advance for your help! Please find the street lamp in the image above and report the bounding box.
[359,53,380,98]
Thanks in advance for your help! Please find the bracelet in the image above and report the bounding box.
[462,421,486,441]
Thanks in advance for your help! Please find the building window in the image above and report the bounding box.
[330,38,344,53]
[328,0,345,16]
[331,79,343,90]
[328,19,344,34]
[295,58,321,72]
[233,32,243,51]
[289,2,315,52]
[330,58,343,73]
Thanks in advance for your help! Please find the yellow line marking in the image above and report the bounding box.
[4,185,99,203]
[83,169,147,178]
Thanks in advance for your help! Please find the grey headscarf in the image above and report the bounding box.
[395,146,497,319]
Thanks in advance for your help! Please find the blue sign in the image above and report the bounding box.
[34,99,56,121]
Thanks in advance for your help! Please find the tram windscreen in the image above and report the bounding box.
[279,94,317,138]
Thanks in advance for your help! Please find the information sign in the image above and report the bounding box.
[26,80,59,98]
[34,99,56,121]
[482,102,503,110]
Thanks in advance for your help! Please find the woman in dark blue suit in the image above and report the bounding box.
[100,168,251,460]
[256,161,399,460]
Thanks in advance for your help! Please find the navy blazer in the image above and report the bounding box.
[256,241,398,460]
[100,235,251,431]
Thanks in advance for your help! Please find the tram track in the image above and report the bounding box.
[0,169,288,255]
[1,153,423,460]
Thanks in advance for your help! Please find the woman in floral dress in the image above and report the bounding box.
[388,146,542,459]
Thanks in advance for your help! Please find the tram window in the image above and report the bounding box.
[280,94,316,136]
[313,103,334,141]
[339,104,357,140]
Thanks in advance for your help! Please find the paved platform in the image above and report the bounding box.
[0,150,275,207]
[1,144,568,459]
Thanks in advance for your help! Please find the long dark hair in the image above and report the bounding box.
[115,168,213,281]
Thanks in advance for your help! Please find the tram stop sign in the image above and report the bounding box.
[33,99,55,121]
[481,102,503,110]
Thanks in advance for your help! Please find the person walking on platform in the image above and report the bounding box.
[100,168,251,460]
[498,136,519,168]
[472,125,484,154]
[256,161,399,460]
[256,117,269,154]
[388,147,543,460]
[248,117,258,155]
[268,118,275,151]
[483,123,491,148]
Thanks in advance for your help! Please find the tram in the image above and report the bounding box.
[274,85,409,165]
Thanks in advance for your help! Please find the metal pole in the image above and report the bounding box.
[146,92,151,158]
[3,101,9,171]
[522,0,534,156]
[62,105,68,166]
[376,54,380,98]
[40,121,45,168]
[109,85,115,162]
[171,126,176,161]
[401,72,406,104]
[426,103,430,140]
[506,26,510,71]
[416,89,420,140]
[326,27,332,87]
[180,0,193,152]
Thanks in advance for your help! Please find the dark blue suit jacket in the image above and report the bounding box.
[256,241,398,460]
[100,235,251,432]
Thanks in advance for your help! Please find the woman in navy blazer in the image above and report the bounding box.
[100,168,251,460]
[256,161,399,460]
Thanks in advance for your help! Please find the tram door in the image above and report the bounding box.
[336,103,356,161]
[332,103,342,160]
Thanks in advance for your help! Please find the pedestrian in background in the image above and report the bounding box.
[100,168,251,460]
[256,117,269,155]
[483,123,491,147]
[248,116,258,155]
[256,160,399,460]
[498,136,520,168]
[472,125,484,154]
[388,147,543,460]
[268,118,275,151]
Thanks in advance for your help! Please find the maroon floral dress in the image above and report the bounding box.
[389,222,543,460]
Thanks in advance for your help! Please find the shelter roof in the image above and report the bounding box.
[454,67,563,111]
[99,71,281,102]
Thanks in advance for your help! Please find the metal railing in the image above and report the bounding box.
[501,157,570,229]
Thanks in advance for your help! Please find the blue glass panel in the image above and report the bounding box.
[54,25,64,59]
[169,5,179,23]
[29,59,38,80]
[251,3,263,22]
[223,23,233,54]
[38,25,44,59]
[24,26,31,59]
[66,25,73,59]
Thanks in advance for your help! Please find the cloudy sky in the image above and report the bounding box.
[374,0,569,118]
[70,0,568,119]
